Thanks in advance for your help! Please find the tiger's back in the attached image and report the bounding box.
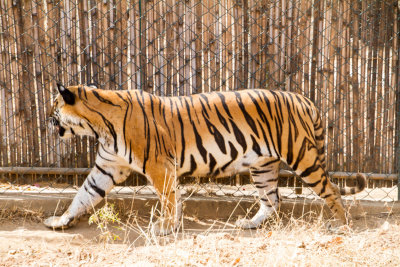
[146,89,320,179]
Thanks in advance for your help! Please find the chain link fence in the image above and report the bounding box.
[0,0,399,202]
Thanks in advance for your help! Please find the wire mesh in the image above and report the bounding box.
[0,0,399,201]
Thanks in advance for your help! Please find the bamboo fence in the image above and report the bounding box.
[0,0,399,189]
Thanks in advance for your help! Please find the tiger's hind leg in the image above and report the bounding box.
[149,166,182,236]
[236,159,281,229]
[292,149,349,225]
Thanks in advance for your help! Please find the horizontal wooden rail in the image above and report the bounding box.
[0,167,397,181]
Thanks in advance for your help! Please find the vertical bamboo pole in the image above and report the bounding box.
[177,0,184,95]
[19,1,39,166]
[46,0,61,167]
[284,0,293,92]
[393,0,400,199]
[368,1,379,172]
[303,0,312,97]
[233,0,243,90]
[343,0,351,171]
[153,0,161,95]
[183,1,192,94]
[279,0,286,90]
[128,0,137,90]
[31,0,48,167]
[0,1,8,166]
[390,1,398,174]
[334,0,344,170]
[209,0,218,92]
[0,0,14,166]
[351,0,361,171]
[97,1,107,87]
[359,0,369,172]
[224,0,234,91]
[296,0,307,95]
[202,0,211,93]
[316,0,324,109]
[374,1,386,173]
[327,0,338,171]
[309,0,319,102]
[109,0,116,89]
[241,0,249,89]
[164,0,175,96]
[260,1,268,89]
[248,1,256,89]
[118,0,128,90]
[194,0,203,93]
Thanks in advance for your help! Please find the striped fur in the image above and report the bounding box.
[44,84,366,234]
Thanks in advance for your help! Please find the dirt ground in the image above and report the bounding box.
[0,208,400,266]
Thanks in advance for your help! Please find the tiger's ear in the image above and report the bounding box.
[57,83,75,105]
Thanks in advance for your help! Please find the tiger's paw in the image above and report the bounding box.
[235,218,259,229]
[151,219,177,236]
[44,215,76,230]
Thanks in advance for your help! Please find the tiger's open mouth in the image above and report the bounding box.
[49,117,65,136]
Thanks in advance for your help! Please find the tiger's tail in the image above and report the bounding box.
[312,106,366,196]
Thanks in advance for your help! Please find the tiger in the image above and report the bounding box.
[44,83,366,235]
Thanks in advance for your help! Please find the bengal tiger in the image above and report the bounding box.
[44,83,366,235]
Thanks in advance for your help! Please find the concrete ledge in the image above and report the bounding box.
[0,193,398,220]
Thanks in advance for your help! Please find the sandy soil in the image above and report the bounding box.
[1,210,400,266]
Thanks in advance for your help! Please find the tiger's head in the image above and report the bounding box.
[49,83,99,139]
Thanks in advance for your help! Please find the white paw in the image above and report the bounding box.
[235,218,259,229]
[44,216,74,230]
[151,220,176,236]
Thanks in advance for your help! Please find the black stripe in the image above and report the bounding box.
[180,154,197,177]
[135,92,151,173]
[209,153,217,175]
[129,141,132,164]
[78,86,83,99]
[251,135,262,156]
[198,97,210,119]
[97,152,113,162]
[87,176,106,198]
[84,104,118,153]
[214,104,230,133]
[199,94,211,110]
[95,164,116,185]
[257,121,272,156]
[286,125,293,165]
[82,117,99,139]
[234,92,259,138]
[217,92,233,118]
[204,115,227,154]
[300,158,321,178]
[275,119,282,155]
[192,123,208,163]
[260,158,280,167]
[247,92,268,124]
[292,138,308,171]
[92,90,121,108]
[260,91,273,116]
[252,169,273,174]
[230,119,247,153]
[221,141,238,171]
[176,103,186,168]
[83,184,94,197]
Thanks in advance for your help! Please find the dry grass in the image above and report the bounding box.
[0,206,44,224]
[0,203,400,266]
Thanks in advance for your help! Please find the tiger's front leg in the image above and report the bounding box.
[44,163,130,230]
